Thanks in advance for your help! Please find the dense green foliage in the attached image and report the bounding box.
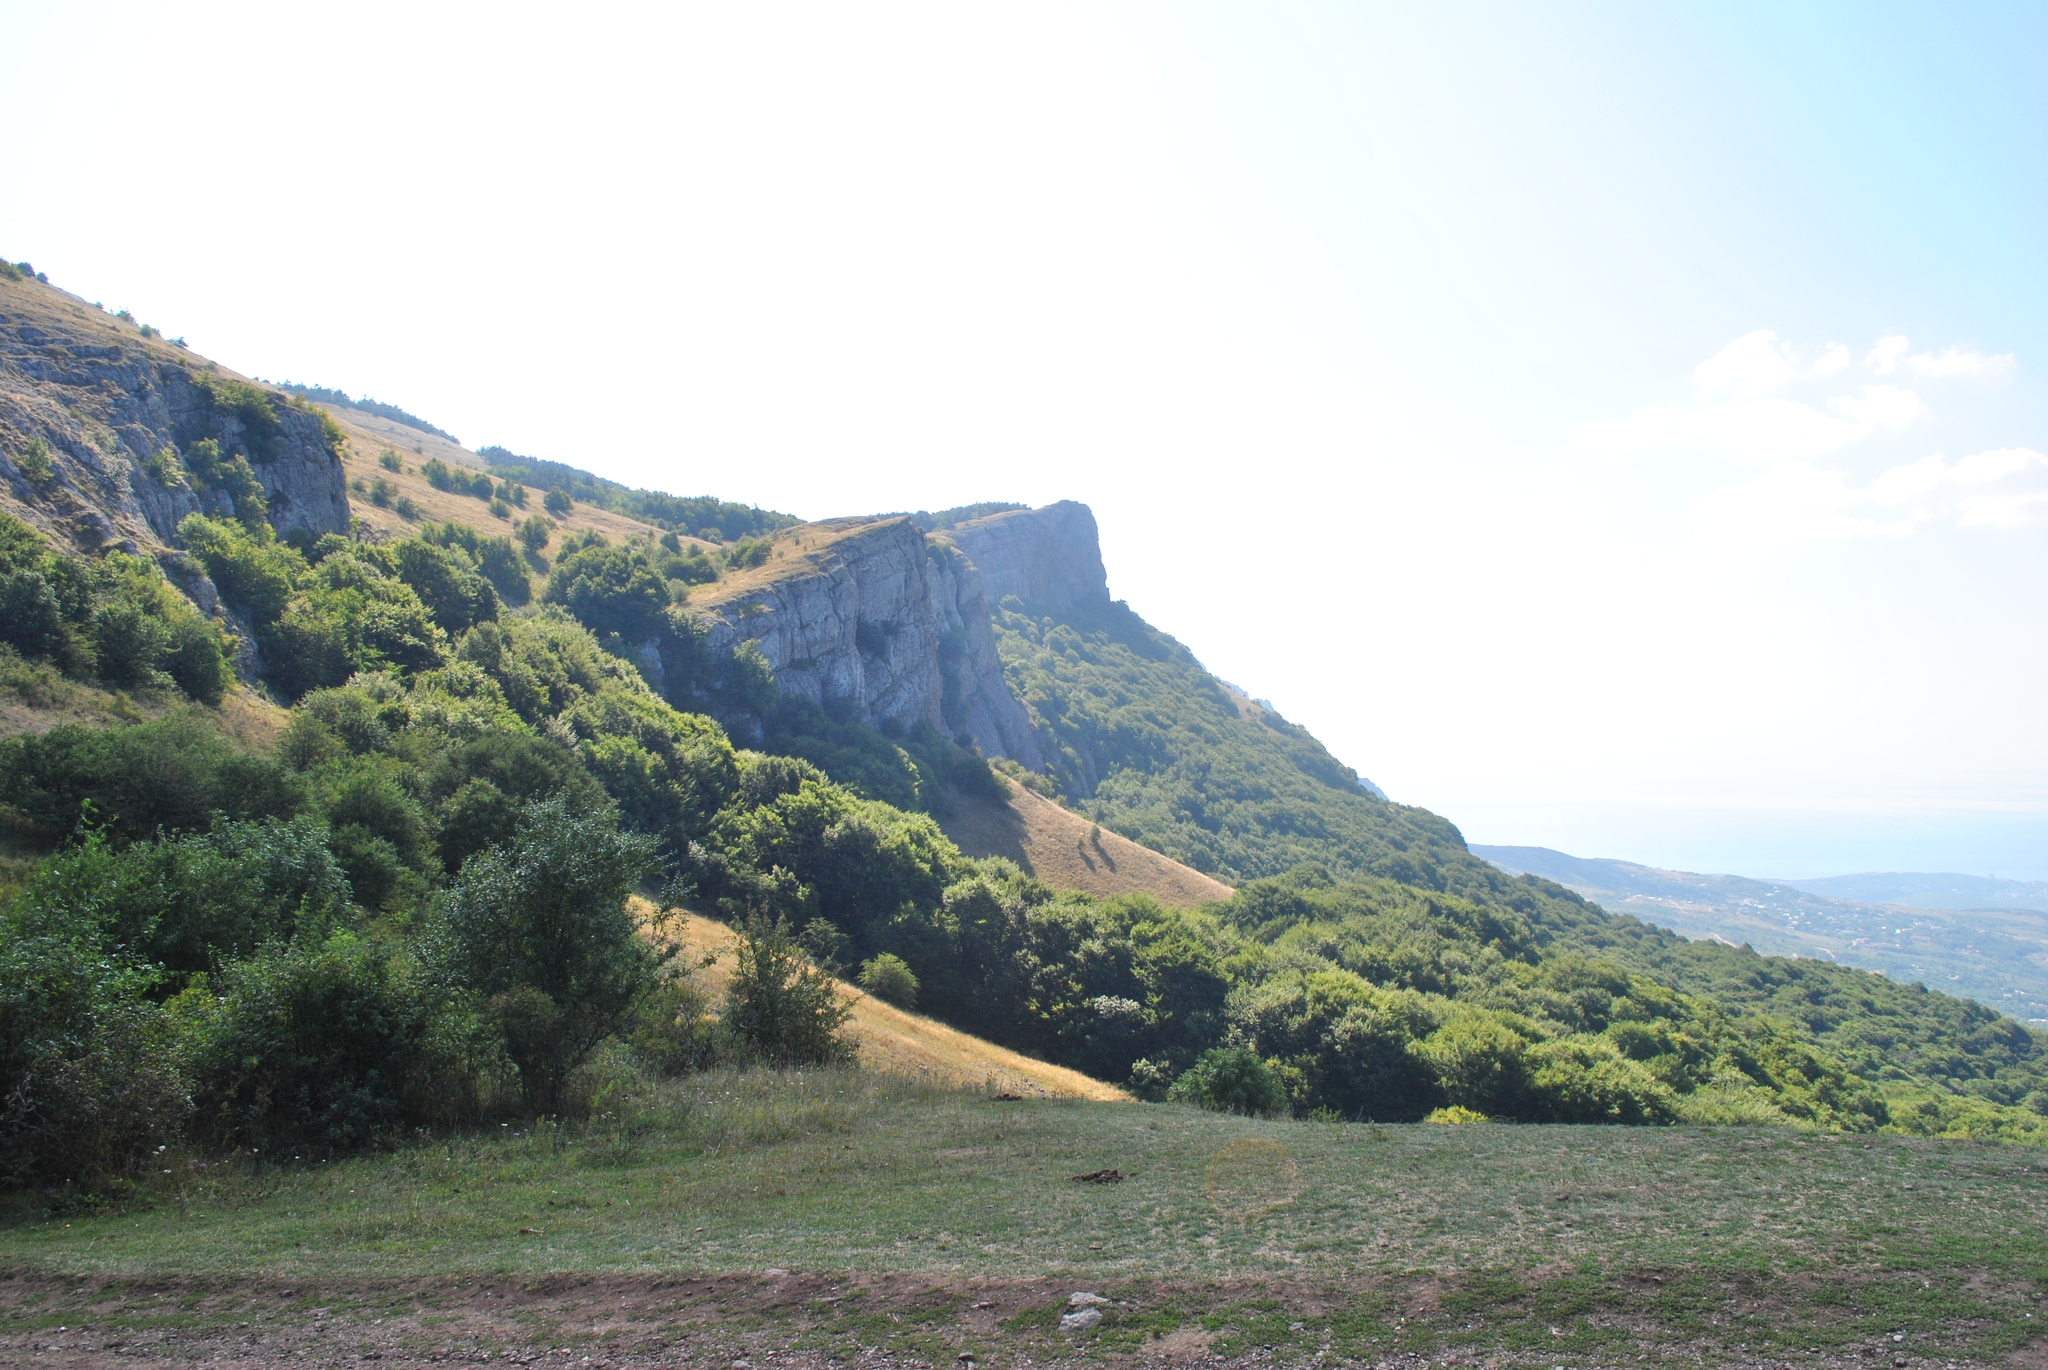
[979,588,2048,1139]
[477,445,797,541]
[993,595,1462,883]
[5,488,2047,1197]
[0,513,231,705]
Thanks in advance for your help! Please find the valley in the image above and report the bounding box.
[1475,846,2048,1023]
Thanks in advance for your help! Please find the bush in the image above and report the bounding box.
[724,917,855,1066]
[378,450,403,473]
[12,437,54,486]
[11,819,351,981]
[517,514,552,554]
[543,488,572,517]
[858,952,919,1009]
[187,934,498,1154]
[623,974,726,1076]
[0,901,187,1189]
[1168,1045,1289,1116]
[724,537,771,571]
[431,796,662,1111]
[0,714,303,846]
[542,543,669,642]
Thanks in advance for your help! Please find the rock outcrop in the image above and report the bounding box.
[0,274,349,555]
[691,515,1048,768]
[939,500,1110,610]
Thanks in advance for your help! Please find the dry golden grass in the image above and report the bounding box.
[684,516,904,608]
[649,904,1129,1101]
[940,784,1233,909]
[326,409,683,550]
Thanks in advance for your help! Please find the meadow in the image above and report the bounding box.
[4,1074,2044,1366]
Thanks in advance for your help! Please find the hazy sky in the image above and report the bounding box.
[4,3,2043,878]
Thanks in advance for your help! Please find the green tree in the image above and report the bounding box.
[724,917,854,1066]
[431,796,663,1111]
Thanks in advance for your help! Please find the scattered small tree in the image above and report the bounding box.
[543,488,573,517]
[858,953,919,1009]
[431,796,664,1112]
[1167,1045,1289,1117]
[724,916,854,1066]
[517,514,553,555]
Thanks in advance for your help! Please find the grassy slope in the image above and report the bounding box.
[663,907,1127,1100]
[937,783,1235,909]
[4,1077,2044,1364]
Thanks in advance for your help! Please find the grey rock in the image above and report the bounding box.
[1059,1308,1103,1332]
[1067,1292,1110,1307]
[0,283,350,555]
[695,516,1046,769]
[940,500,1109,611]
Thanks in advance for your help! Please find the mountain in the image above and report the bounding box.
[7,258,2048,1186]
[1786,872,2048,914]
[1474,845,2048,1023]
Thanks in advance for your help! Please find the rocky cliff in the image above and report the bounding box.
[0,273,349,558]
[689,516,1048,769]
[939,499,1109,610]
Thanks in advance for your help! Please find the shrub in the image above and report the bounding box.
[1423,1105,1490,1124]
[13,437,54,486]
[543,488,572,517]
[0,886,189,1189]
[431,796,663,1111]
[488,498,510,520]
[394,495,421,521]
[517,514,552,554]
[144,446,189,489]
[0,713,302,846]
[187,934,498,1154]
[369,477,396,507]
[161,608,231,706]
[378,450,403,473]
[179,514,303,626]
[858,952,919,1009]
[723,916,855,1066]
[1168,1045,1289,1116]
[543,543,669,641]
[623,974,726,1076]
[724,537,771,570]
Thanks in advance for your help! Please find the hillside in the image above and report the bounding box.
[1789,870,2048,914]
[937,781,1234,908]
[663,906,1127,1099]
[1476,844,2048,1023]
[7,256,2048,1207]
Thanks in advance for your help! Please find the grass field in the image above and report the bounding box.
[5,1074,2045,1367]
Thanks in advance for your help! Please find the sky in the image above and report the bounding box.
[3,2,2044,878]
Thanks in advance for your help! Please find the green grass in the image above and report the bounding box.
[5,1072,2047,1363]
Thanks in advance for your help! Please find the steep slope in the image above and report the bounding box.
[662,907,1128,1099]
[938,781,1234,908]
[680,516,1045,767]
[0,272,347,552]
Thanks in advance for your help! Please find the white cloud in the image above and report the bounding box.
[1579,329,2011,463]
[1691,329,1800,398]
[1866,333,2014,379]
[1908,344,2016,379]
[1693,446,2048,543]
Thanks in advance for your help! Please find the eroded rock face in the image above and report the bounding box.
[696,516,1047,769]
[0,278,350,553]
[939,500,1109,611]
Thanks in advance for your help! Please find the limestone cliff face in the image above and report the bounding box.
[692,516,1047,769]
[0,275,349,556]
[938,500,1110,610]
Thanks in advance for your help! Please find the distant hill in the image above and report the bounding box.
[1474,844,2048,1023]
[270,382,461,445]
[1786,871,2048,914]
